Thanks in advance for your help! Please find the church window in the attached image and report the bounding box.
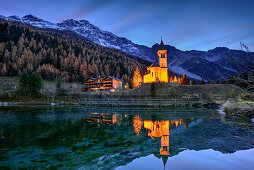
[163,146,168,151]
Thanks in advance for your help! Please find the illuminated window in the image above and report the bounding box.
[163,146,168,151]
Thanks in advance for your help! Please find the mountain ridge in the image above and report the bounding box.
[1,14,253,81]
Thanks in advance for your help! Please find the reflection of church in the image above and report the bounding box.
[133,116,185,156]
[84,112,186,167]
[133,117,186,168]
[144,120,170,155]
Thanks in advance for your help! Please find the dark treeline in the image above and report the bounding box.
[0,19,148,83]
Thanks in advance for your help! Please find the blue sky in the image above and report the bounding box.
[1,0,254,51]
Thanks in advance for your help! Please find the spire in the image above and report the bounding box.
[162,156,168,169]
[159,37,166,50]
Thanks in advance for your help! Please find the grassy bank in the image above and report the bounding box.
[0,76,253,109]
[221,100,254,119]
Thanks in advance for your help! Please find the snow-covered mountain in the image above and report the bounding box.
[1,14,152,61]
[1,14,253,81]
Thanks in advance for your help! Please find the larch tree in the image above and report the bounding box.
[181,74,190,85]
[200,78,205,85]
[132,67,142,88]
[1,63,7,76]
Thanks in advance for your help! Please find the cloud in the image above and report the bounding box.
[69,0,119,20]
[111,11,149,34]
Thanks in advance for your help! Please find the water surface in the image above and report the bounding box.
[0,106,254,169]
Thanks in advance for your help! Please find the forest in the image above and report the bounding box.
[0,19,149,83]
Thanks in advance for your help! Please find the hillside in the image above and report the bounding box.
[0,19,150,83]
[1,14,253,81]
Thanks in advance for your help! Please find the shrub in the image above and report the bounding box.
[200,78,205,85]
[151,83,156,97]
[19,72,43,96]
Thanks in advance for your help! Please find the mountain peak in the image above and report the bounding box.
[208,47,229,53]
[22,14,45,22]
[7,15,21,21]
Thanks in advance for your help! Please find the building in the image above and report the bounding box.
[83,76,122,91]
[143,39,169,83]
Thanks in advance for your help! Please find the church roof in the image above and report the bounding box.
[158,38,166,50]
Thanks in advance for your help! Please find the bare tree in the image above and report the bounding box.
[230,42,254,92]
[231,42,254,74]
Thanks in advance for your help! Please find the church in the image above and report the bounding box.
[143,39,168,83]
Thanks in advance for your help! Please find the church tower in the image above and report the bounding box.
[157,38,168,82]
[158,38,167,68]
[142,38,169,83]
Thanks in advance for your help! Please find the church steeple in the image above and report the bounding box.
[158,37,167,68]
[159,37,166,50]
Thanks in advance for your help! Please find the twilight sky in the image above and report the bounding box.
[1,0,254,51]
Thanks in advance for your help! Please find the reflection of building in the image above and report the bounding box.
[144,120,170,155]
[133,117,185,156]
[84,76,122,91]
[85,112,185,160]
[143,39,169,83]
[84,113,121,125]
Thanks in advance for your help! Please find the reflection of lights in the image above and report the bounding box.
[86,112,186,157]
[133,116,186,156]
[133,115,143,136]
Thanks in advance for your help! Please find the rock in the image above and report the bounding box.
[50,103,56,106]
[0,102,2,106]
[251,118,254,123]
[3,102,8,106]
[120,150,130,155]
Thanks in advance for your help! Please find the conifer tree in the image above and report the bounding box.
[191,79,196,85]
[132,67,142,88]
[29,72,43,95]
[200,78,205,85]
[181,74,190,85]
[221,79,226,84]
[151,83,156,97]
[1,63,7,76]
[19,72,29,96]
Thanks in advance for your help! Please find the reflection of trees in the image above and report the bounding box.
[133,115,143,136]
[1,119,106,149]
[182,118,192,128]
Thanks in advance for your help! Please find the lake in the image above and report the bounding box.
[0,106,254,169]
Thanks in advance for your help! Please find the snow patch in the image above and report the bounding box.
[169,65,202,80]
[217,110,226,115]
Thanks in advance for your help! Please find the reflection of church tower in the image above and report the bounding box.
[160,135,169,155]
[162,156,168,170]
[144,120,170,155]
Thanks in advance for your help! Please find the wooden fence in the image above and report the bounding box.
[79,97,201,108]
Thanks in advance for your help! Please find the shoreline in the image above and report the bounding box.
[0,99,219,109]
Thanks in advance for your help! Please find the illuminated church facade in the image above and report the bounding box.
[143,39,168,83]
